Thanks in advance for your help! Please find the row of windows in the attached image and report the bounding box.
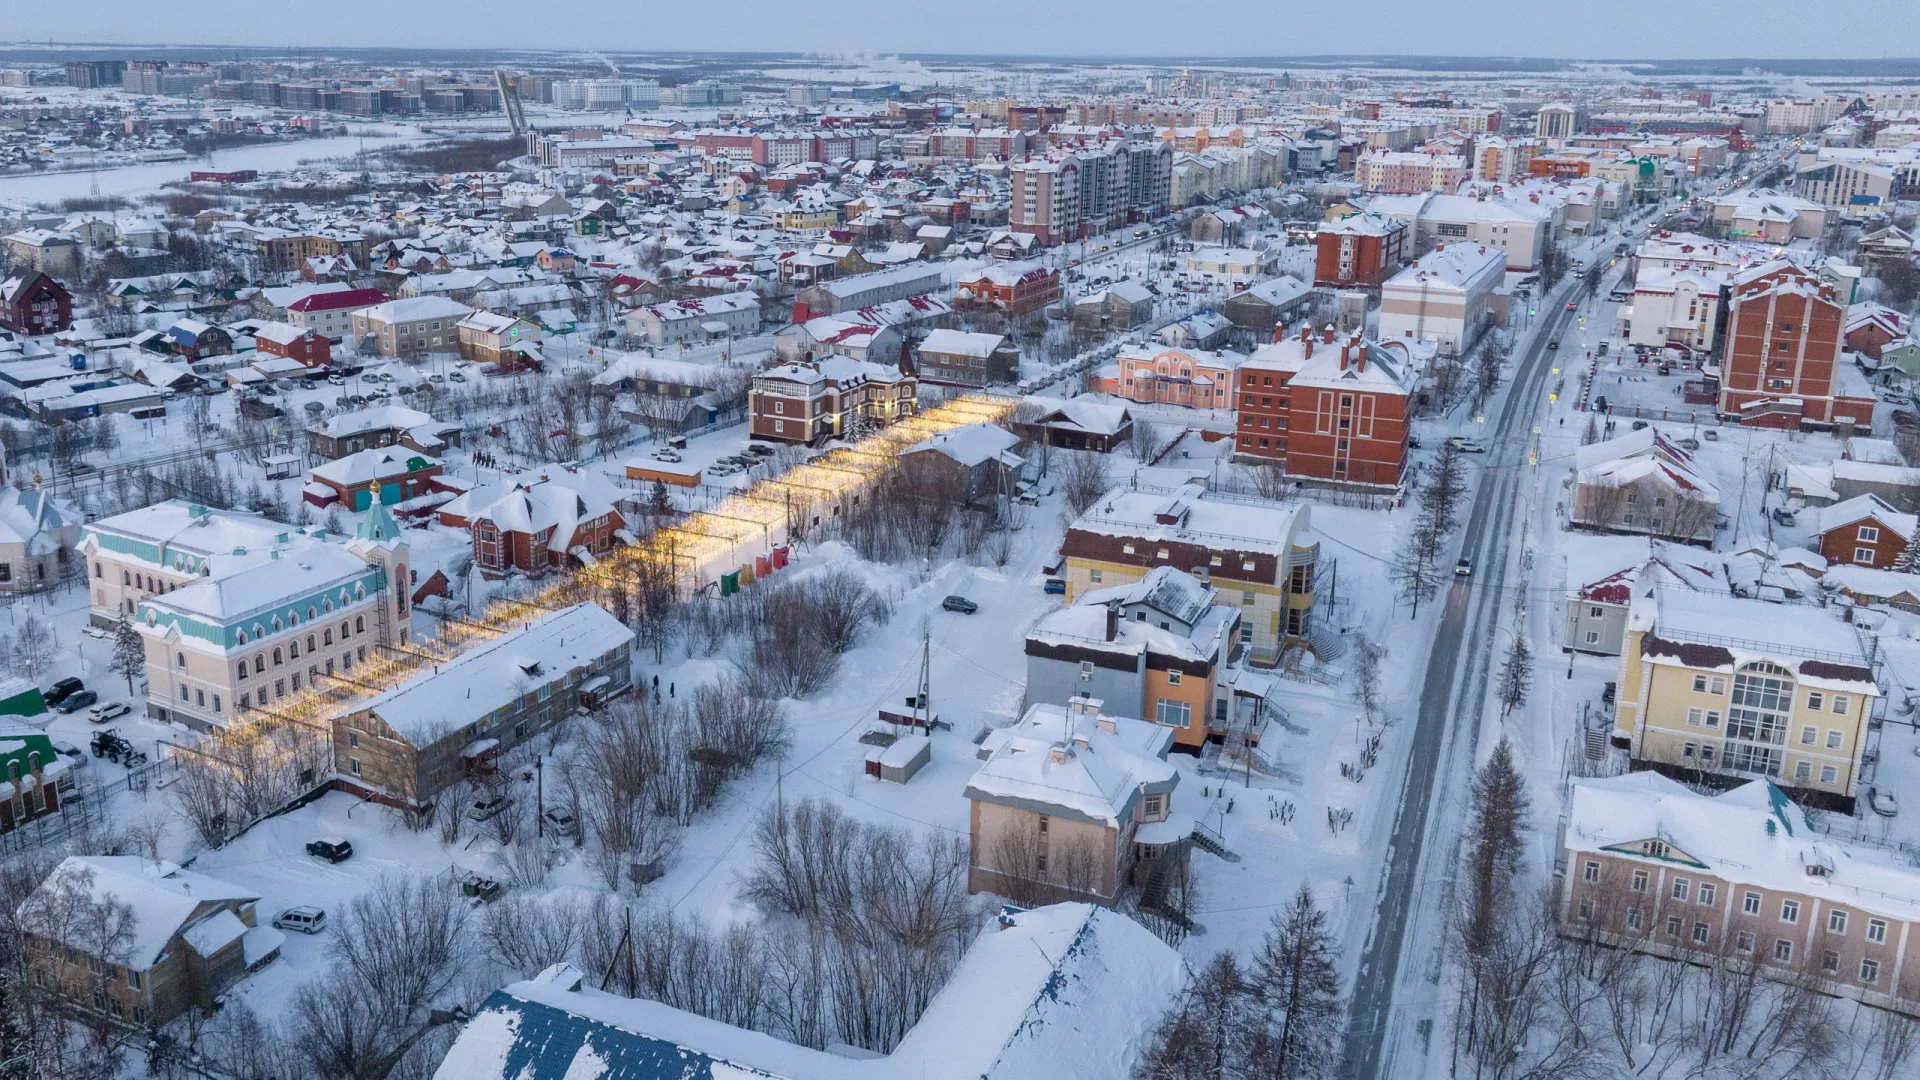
[235,647,366,710]
[1597,861,1890,941]
[235,618,362,680]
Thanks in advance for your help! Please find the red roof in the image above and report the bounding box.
[288,288,390,313]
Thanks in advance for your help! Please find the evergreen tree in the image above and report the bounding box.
[1461,739,1529,960]
[1496,635,1533,717]
[1580,413,1600,446]
[649,479,673,518]
[1253,885,1344,1080]
[1894,531,1920,574]
[110,614,146,695]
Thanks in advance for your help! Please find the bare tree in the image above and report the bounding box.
[1251,885,1344,1080]
[1062,450,1110,517]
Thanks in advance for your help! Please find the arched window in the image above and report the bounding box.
[324,628,333,646]
[237,630,248,645]
[273,617,284,634]
[252,624,266,641]
[341,621,351,640]
[272,647,283,666]
[355,583,366,601]
[94,562,102,579]
[175,652,185,668]
[237,662,248,681]
[355,615,365,634]
[253,655,265,675]
[324,598,334,613]
[308,606,317,621]
[307,634,316,653]
[290,640,300,659]
[122,569,130,586]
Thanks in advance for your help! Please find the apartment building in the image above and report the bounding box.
[332,603,633,808]
[623,291,761,347]
[1370,190,1554,272]
[1376,243,1506,356]
[1235,326,1418,488]
[749,356,917,444]
[1618,267,1727,352]
[1314,211,1408,288]
[285,287,389,343]
[1718,260,1875,429]
[953,262,1060,315]
[1116,346,1243,410]
[1354,150,1468,194]
[1562,772,1920,1015]
[1794,147,1920,217]
[1009,156,1081,246]
[351,295,474,359]
[1610,586,1876,812]
[1061,484,1318,666]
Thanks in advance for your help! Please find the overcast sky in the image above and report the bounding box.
[9,0,1920,61]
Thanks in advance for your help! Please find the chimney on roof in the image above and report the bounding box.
[1048,743,1070,765]
[1356,342,1368,373]
[1105,603,1119,642]
[1322,324,1336,345]
[1339,342,1349,371]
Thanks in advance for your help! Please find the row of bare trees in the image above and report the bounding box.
[674,566,894,698]
[1390,442,1468,618]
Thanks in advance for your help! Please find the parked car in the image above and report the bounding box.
[306,838,353,863]
[650,449,683,463]
[55,690,98,714]
[743,444,776,458]
[708,462,742,477]
[542,807,578,837]
[469,793,511,821]
[79,624,110,640]
[86,701,130,724]
[326,374,344,385]
[1448,437,1487,453]
[274,906,327,934]
[1631,420,1649,431]
[1043,578,1068,595]
[1771,507,1797,526]
[43,677,84,707]
[941,595,979,614]
[1870,786,1899,817]
[448,372,467,383]
[1677,437,1700,451]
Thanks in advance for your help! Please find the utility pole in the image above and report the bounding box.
[918,625,933,737]
[535,754,543,837]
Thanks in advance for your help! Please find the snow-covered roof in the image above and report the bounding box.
[968,699,1177,827]
[310,447,440,489]
[0,486,80,556]
[442,467,622,542]
[918,328,1005,359]
[432,902,1185,1080]
[900,421,1022,469]
[1569,773,1920,923]
[1811,493,1916,542]
[18,856,259,972]
[1633,587,1874,692]
[311,404,437,439]
[361,295,473,324]
[354,604,633,745]
[142,542,374,627]
[1070,484,1309,558]
[1022,395,1131,437]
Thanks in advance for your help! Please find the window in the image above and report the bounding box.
[1631,870,1649,893]
[1795,760,1812,781]
[1627,907,1644,930]
[1780,899,1800,924]
[1692,922,1710,945]
[1711,677,1726,695]
[1705,711,1720,728]
[1829,910,1849,935]
[1590,606,1604,618]
[1143,794,1164,818]
[1863,958,1881,985]
[1688,708,1706,727]
[1822,949,1841,974]
[1578,898,1595,921]
[1744,891,1761,915]
[1683,742,1698,760]
[1737,930,1756,953]
[1833,695,1850,715]
[1856,547,1876,565]
[1694,674,1708,693]
[1666,915,1683,938]
[212,696,220,713]
[175,651,184,668]
[1089,569,1102,583]
[1583,860,1599,883]
[1697,883,1716,905]
[1774,939,1794,963]
[1167,670,1181,686]
[128,968,141,990]
[1586,631,1600,644]
[273,647,283,666]
[1800,726,1817,746]
[1672,879,1690,901]
[348,731,360,748]
[1155,699,1192,729]
[349,757,361,776]
[1869,919,1888,943]
[180,686,189,702]
[1821,765,1837,785]
[1807,691,1824,712]
[1859,526,1881,544]
[1243,591,1256,606]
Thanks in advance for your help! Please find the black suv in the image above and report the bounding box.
[43,677,84,707]
[306,838,354,863]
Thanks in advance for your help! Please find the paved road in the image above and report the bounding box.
[1338,283,1585,1079]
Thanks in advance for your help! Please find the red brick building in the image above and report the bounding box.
[1811,494,1915,569]
[1719,260,1874,429]
[1314,211,1408,288]
[436,469,627,579]
[1233,325,1418,488]
[954,262,1061,315]
[253,321,331,368]
[0,270,72,335]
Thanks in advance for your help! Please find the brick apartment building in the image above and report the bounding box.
[1314,211,1408,288]
[954,262,1060,315]
[1009,157,1081,246]
[0,270,73,335]
[1233,325,1418,488]
[252,321,331,368]
[286,287,389,343]
[1718,260,1875,429]
[750,356,918,444]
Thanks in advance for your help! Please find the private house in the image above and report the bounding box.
[749,356,918,445]
[1153,311,1235,351]
[432,903,1184,1080]
[18,856,277,1028]
[1845,303,1906,362]
[1116,346,1243,410]
[623,292,761,347]
[2,229,82,279]
[1071,281,1156,332]
[331,603,632,808]
[953,262,1060,315]
[966,697,1181,907]
[772,315,903,367]
[456,311,544,366]
[1561,772,1920,1016]
[1062,484,1319,666]
[1811,494,1915,570]
[1234,326,1420,488]
[251,321,331,368]
[1222,276,1314,333]
[1570,428,1721,545]
[128,505,411,731]
[1610,586,1876,812]
[1025,566,1267,754]
[1823,564,1920,612]
[306,405,461,462]
[0,270,73,335]
[164,319,233,361]
[351,296,474,359]
[897,422,1024,507]
[1009,395,1135,453]
[0,454,82,593]
[915,329,1018,388]
[0,729,70,834]
[436,467,627,578]
[303,449,446,510]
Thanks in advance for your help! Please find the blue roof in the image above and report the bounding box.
[448,992,747,1080]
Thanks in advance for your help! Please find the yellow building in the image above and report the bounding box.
[1612,588,1877,811]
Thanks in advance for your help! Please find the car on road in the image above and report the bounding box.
[941,595,979,614]
[1771,507,1797,526]
[1448,437,1487,453]
[469,793,511,821]
[1870,786,1899,817]
[43,677,85,707]
[274,906,327,934]
[307,837,354,863]
[1566,300,1578,311]
[1455,558,1473,577]
[86,701,130,724]
[55,690,98,714]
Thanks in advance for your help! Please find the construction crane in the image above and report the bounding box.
[495,69,527,136]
